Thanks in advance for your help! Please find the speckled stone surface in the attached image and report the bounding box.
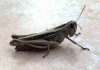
[0,0,100,70]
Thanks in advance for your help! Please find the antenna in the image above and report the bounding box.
[77,24,82,31]
[76,5,86,22]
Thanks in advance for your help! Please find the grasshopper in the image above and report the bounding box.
[10,5,89,58]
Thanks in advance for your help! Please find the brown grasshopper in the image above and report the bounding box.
[10,5,89,58]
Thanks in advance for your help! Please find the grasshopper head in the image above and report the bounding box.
[67,21,77,37]
[67,5,85,37]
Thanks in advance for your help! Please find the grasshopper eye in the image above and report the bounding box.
[70,23,74,29]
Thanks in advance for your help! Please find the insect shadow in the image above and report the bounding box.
[11,46,58,64]
[11,43,80,65]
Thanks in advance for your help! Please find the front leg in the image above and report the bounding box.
[67,37,89,51]
[75,32,81,37]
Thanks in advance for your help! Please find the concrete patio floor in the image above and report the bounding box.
[0,0,100,70]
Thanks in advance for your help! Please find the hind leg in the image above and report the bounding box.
[43,45,50,58]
